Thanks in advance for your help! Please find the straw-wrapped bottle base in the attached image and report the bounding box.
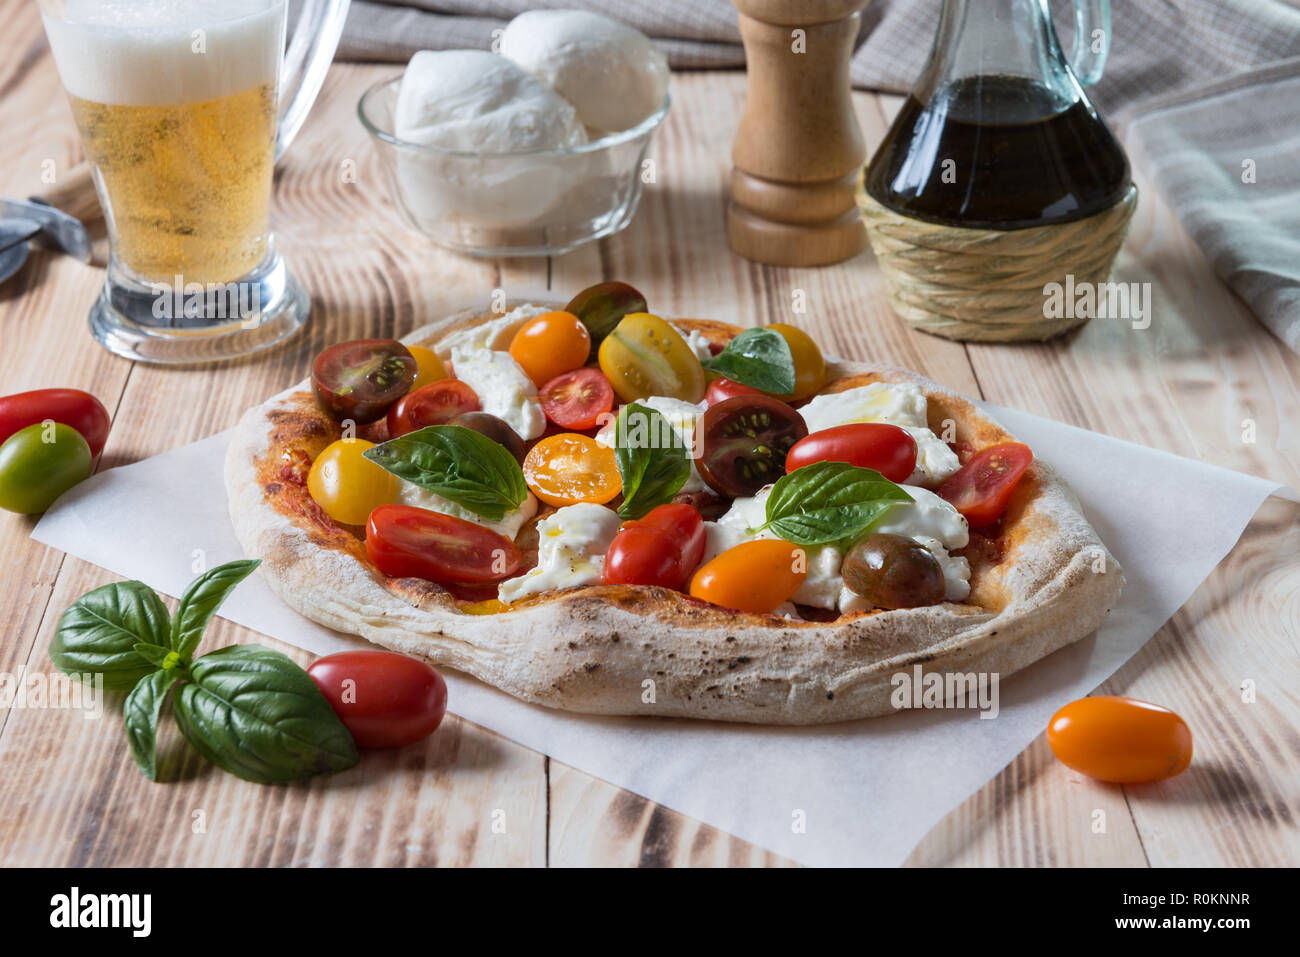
[857,176,1138,342]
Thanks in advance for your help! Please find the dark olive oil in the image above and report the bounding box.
[865,75,1130,230]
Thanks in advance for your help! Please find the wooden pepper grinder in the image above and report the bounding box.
[727,0,869,267]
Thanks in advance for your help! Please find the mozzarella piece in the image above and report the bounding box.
[449,347,546,440]
[797,382,959,485]
[435,303,551,354]
[498,503,622,603]
[398,482,539,541]
[595,394,710,493]
[701,482,971,610]
[670,322,714,362]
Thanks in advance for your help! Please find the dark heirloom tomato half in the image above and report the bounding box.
[697,395,807,498]
[841,532,945,610]
[564,280,648,356]
[313,339,418,424]
[938,441,1033,527]
[387,380,480,437]
[0,388,111,458]
[603,504,706,591]
[539,367,614,430]
[366,504,521,584]
[785,423,918,484]
[449,411,526,462]
[308,650,448,750]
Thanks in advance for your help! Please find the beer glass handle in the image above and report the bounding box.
[275,0,351,160]
[1068,0,1110,86]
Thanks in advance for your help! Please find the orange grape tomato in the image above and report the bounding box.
[767,324,826,400]
[508,311,592,387]
[1047,696,1193,784]
[689,539,808,614]
[523,432,621,507]
[406,345,449,390]
[307,438,401,526]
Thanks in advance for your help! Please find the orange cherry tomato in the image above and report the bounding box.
[689,539,808,614]
[1047,696,1193,784]
[508,311,592,387]
[523,432,621,507]
[406,345,449,390]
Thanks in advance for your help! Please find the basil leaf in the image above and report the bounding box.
[761,462,913,545]
[615,403,691,519]
[172,645,358,784]
[50,580,171,691]
[364,425,527,521]
[170,559,261,658]
[703,328,796,395]
[123,669,180,782]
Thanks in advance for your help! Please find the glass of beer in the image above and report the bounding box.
[39,0,350,363]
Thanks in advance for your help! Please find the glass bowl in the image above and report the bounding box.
[357,75,669,258]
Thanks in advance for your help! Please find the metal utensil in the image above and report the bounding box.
[0,196,93,284]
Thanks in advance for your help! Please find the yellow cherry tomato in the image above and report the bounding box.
[689,539,808,614]
[307,438,401,526]
[1047,696,1193,783]
[406,345,448,391]
[523,433,621,507]
[508,311,591,387]
[598,313,706,403]
[767,323,826,400]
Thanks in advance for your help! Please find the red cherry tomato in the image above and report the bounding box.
[0,388,110,458]
[366,504,520,583]
[603,503,705,591]
[386,380,480,438]
[539,367,615,431]
[307,650,448,749]
[937,442,1033,527]
[1048,696,1193,783]
[704,377,765,407]
[785,423,918,483]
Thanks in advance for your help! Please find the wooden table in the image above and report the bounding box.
[1,3,1296,867]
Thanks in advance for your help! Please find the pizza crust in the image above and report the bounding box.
[225,304,1123,724]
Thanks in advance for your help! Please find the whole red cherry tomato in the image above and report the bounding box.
[937,442,1033,527]
[603,503,705,591]
[785,423,918,483]
[308,650,448,749]
[0,388,110,458]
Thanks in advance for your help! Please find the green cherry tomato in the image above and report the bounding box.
[0,422,93,514]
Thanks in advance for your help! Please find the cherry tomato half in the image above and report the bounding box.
[313,339,417,424]
[704,377,765,407]
[603,504,706,591]
[785,423,918,484]
[1047,696,1193,784]
[307,438,401,526]
[697,395,808,498]
[523,433,621,507]
[366,504,521,583]
[448,411,526,463]
[689,539,808,614]
[308,650,448,750]
[509,311,592,387]
[540,367,615,431]
[598,313,706,403]
[387,379,481,438]
[0,388,110,459]
[937,441,1033,527]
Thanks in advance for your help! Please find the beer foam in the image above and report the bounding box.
[42,0,283,106]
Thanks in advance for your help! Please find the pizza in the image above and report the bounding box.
[225,284,1123,724]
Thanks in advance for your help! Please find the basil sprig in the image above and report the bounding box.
[50,560,359,784]
[614,403,691,519]
[703,327,796,395]
[760,462,913,546]
[364,425,527,521]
